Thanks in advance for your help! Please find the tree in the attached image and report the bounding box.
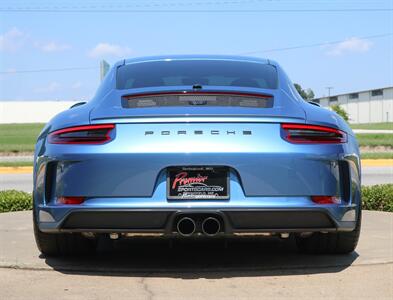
[294,83,315,100]
[331,104,349,122]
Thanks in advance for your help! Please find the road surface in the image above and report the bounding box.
[0,210,392,299]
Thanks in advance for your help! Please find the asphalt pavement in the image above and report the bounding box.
[1,165,391,192]
[362,166,393,185]
[0,173,33,192]
[0,210,392,299]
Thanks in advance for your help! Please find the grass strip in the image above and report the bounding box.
[356,133,393,147]
[351,122,393,130]
[360,152,393,159]
[0,123,44,153]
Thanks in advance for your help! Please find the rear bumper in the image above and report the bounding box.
[37,206,358,234]
[34,121,361,235]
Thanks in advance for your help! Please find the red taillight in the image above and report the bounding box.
[311,196,341,204]
[48,124,115,144]
[281,123,347,144]
[57,196,85,205]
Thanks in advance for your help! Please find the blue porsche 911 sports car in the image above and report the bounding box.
[33,55,361,256]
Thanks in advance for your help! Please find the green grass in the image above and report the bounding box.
[0,123,391,154]
[0,123,44,153]
[356,133,393,147]
[360,152,393,159]
[2,185,393,213]
[351,122,393,130]
[0,161,33,167]
[0,154,390,165]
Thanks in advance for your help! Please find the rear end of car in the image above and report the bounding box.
[33,57,361,256]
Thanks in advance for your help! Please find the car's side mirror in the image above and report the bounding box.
[70,102,87,109]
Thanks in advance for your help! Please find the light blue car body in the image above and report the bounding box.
[33,55,361,235]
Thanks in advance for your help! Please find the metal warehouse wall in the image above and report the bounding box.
[2,91,393,124]
[318,87,393,124]
[0,101,78,124]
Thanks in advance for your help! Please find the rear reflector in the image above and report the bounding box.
[311,196,341,204]
[48,124,115,144]
[57,196,85,205]
[281,123,347,144]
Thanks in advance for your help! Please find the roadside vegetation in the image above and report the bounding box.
[0,123,392,159]
[351,122,393,130]
[356,134,393,148]
[362,184,393,212]
[331,104,349,122]
[0,123,44,153]
[294,83,315,100]
[328,104,391,130]
[1,185,392,213]
[0,190,32,213]
[0,161,34,167]
[361,153,393,159]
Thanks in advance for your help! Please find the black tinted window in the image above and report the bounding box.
[371,89,383,97]
[117,60,277,90]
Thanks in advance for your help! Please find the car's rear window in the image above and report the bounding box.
[116,60,278,90]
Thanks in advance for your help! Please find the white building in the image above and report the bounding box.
[314,87,393,124]
[0,101,78,124]
[1,87,393,124]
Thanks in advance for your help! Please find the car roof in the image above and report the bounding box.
[116,55,277,67]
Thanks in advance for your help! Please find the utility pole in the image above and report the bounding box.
[100,60,110,81]
[326,86,334,98]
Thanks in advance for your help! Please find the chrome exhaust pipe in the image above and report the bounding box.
[202,217,221,236]
[177,217,196,236]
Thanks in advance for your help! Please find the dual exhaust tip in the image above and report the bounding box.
[176,216,221,237]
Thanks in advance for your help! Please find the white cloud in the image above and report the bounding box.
[0,27,25,52]
[35,41,71,52]
[326,37,372,56]
[34,82,61,93]
[71,81,82,89]
[88,43,132,58]
[0,28,72,53]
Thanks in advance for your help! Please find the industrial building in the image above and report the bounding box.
[314,86,393,124]
[1,86,392,124]
[0,101,77,124]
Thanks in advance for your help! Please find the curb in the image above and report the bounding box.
[0,166,33,174]
[361,159,393,167]
[1,159,392,174]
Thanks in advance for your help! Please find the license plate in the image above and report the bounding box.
[167,167,229,200]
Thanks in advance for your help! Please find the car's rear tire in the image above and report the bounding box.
[33,210,96,257]
[295,209,361,254]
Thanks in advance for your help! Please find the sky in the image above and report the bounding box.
[0,0,392,101]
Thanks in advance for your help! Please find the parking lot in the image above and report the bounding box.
[1,210,392,299]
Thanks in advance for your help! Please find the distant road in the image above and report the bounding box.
[1,166,391,192]
[352,129,393,134]
[1,173,33,192]
[361,166,393,186]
